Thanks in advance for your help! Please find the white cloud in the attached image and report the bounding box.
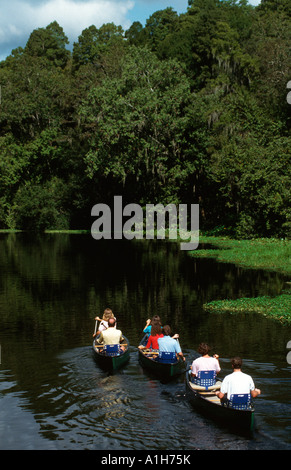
[30,0,134,36]
[0,0,134,60]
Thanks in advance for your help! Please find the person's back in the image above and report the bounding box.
[158,325,184,361]
[192,356,220,374]
[143,315,161,335]
[220,370,255,399]
[147,333,163,349]
[146,321,163,349]
[158,330,180,354]
[191,343,220,377]
[216,357,261,401]
[98,318,122,345]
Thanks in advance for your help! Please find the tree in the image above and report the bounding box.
[12,177,71,231]
[72,23,124,71]
[209,20,258,89]
[258,0,291,16]
[25,21,70,68]
[204,88,291,237]
[80,46,193,204]
[247,8,291,118]
[0,53,73,139]
[125,21,146,46]
[157,1,229,88]
[0,134,30,228]
[0,5,290,237]
[143,8,179,53]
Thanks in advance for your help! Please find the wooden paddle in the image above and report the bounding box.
[93,319,98,336]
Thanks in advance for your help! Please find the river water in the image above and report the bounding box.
[0,232,290,451]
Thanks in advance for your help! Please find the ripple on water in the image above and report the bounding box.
[1,346,290,450]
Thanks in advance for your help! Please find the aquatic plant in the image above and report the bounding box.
[191,237,291,276]
[203,294,291,324]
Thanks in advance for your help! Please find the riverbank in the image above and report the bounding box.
[193,236,290,276]
[190,236,291,324]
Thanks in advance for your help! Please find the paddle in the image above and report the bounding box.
[93,317,99,337]
[175,336,188,365]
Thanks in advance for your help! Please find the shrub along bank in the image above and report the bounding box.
[191,237,291,323]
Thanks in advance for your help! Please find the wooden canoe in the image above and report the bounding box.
[138,347,186,380]
[92,336,130,371]
[185,372,255,432]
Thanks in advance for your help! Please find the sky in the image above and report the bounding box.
[0,0,262,62]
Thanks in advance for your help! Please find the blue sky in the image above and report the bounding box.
[128,0,261,25]
[0,0,261,62]
[127,0,188,24]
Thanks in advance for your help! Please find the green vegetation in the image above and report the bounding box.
[193,236,291,323]
[0,0,290,237]
[192,236,291,275]
[203,294,291,324]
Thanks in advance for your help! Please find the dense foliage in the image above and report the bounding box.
[0,1,290,237]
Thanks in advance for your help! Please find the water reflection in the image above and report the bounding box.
[0,233,290,450]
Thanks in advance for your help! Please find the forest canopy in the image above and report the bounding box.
[0,0,290,238]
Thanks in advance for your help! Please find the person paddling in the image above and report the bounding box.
[191,343,221,378]
[158,325,185,361]
[96,318,125,351]
[216,356,261,404]
[93,308,116,337]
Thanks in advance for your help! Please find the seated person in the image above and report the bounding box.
[216,356,261,404]
[143,315,162,335]
[158,325,185,361]
[93,308,116,337]
[96,318,124,349]
[139,321,163,350]
[191,342,220,378]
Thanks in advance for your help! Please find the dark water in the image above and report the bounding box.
[0,232,290,451]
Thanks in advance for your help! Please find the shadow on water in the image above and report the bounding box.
[0,233,290,450]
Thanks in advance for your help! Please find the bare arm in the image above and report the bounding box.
[143,319,151,331]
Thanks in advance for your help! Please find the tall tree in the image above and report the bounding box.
[258,0,291,16]
[80,46,193,204]
[72,23,124,71]
[143,7,179,52]
[25,21,70,68]
[125,21,146,46]
[248,8,291,118]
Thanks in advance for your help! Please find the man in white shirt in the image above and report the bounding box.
[216,357,261,401]
[97,318,123,345]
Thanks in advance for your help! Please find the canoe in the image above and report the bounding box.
[92,336,130,371]
[185,371,255,432]
[138,347,186,379]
